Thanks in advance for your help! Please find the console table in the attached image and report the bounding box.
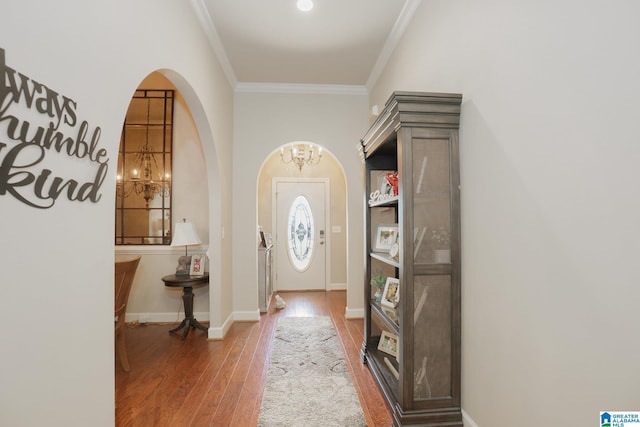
[161,273,209,339]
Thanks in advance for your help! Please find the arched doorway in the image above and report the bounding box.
[114,71,211,329]
[257,143,348,296]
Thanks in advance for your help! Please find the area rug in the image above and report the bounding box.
[257,316,367,427]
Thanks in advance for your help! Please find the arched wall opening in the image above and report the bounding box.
[114,69,224,336]
[257,142,349,295]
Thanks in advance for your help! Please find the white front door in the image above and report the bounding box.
[274,179,327,291]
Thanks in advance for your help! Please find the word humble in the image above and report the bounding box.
[0,47,109,209]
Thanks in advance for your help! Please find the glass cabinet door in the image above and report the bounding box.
[412,137,452,264]
[412,275,452,401]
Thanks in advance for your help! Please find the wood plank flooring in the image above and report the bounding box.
[115,291,393,426]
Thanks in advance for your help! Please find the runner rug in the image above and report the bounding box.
[257,316,367,427]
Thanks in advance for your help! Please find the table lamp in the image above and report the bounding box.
[171,218,202,275]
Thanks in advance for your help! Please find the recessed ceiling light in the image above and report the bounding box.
[297,0,313,12]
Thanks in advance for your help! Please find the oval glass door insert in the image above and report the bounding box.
[287,195,314,271]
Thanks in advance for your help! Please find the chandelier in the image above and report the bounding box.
[280,143,322,171]
[116,148,170,209]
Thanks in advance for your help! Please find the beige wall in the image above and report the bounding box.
[232,89,369,319]
[258,150,347,287]
[370,1,640,426]
[0,1,234,425]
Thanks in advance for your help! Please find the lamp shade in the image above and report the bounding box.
[171,221,202,247]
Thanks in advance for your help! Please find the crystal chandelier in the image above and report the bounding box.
[116,147,170,209]
[280,143,322,171]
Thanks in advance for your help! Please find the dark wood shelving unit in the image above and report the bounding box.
[359,91,463,426]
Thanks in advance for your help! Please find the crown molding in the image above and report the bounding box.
[366,0,422,90]
[189,0,238,87]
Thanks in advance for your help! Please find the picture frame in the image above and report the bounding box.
[382,306,398,322]
[189,253,205,276]
[389,242,400,260]
[377,330,399,358]
[381,277,400,308]
[374,224,398,252]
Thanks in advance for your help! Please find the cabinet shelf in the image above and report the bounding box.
[370,252,400,268]
[372,302,399,332]
[368,196,399,208]
[360,91,462,426]
[366,347,400,402]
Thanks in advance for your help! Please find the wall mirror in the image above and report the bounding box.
[115,89,173,245]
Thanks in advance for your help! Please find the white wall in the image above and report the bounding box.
[0,1,233,425]
[232,88,369,319]
[370,1,640,425]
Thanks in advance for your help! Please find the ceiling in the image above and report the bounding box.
[192,0,420,88]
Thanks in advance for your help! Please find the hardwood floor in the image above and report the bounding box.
[115,291,393,426]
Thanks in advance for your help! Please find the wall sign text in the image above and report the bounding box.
[0,48,109,209]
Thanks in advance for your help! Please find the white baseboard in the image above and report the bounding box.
[233,310,260,322]
[207,310,259,340]
[208,312,234,340]
[345,307,364,319]
[329,282,347,291]
[126,310,260,340]
[462,409,479,427]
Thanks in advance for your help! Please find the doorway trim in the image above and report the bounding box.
[272,177,331,292]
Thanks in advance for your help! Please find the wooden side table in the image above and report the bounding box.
[161,273,209,339]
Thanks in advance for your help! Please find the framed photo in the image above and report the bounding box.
[382,306,398,322]
[381,277,400,308]
[374,224,398,252]
[389,242,400,260]
[377,330,398,358]
[189,253,205,276]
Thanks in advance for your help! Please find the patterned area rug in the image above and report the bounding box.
[258,316,367,427]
